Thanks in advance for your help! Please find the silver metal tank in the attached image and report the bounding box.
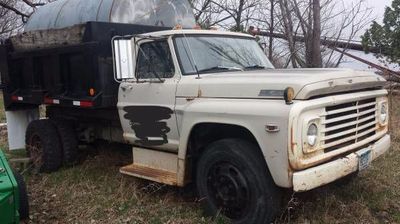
[25,0,196,31]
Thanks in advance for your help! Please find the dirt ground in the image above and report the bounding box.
[2,94,400,224]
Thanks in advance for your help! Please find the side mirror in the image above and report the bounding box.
[112,37,136,81]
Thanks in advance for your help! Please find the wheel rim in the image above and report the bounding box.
[206,162,251,219]
[28,134,44,169]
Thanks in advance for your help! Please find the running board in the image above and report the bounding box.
[120,147,178,186]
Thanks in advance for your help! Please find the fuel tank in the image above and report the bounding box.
[25,0,196,31]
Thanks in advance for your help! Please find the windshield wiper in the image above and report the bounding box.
[244,65,268,70]
[197,66,243,74]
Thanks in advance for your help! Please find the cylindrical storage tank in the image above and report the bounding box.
[25,0,196,31]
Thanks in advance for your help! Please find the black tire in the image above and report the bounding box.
[196,138,282,224]
[12,170,29,220]
[51,119,78,166]
[25,119,63,173]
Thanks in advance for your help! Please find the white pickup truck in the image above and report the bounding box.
[1,28,391,223]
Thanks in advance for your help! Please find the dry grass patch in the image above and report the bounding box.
[23,144,219,224]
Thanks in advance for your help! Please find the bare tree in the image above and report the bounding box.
[192,0,265,33]
[311,0,322,67]
[191,0,213,26]
[322,0,373,67]
[194,0,371,69]
[1,0,372,70]
[279,0,303,67]
[191,0,234,28]
[265,0,372,68]
[277,0,322,67]
[0,0,22,38]
[267,0,276,62]
[0,0,51,38]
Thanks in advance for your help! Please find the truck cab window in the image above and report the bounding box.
[136,41,175,79]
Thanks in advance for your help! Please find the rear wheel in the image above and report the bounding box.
[51,119,78,166]
[26,119,62,173]
[196,139,282,223]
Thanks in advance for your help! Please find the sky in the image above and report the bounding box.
[364,0,391,21]
[340,0,396,70]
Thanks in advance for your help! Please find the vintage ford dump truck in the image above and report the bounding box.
[0,0,391,223]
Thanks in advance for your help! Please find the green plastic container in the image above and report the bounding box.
[0,150,19,224]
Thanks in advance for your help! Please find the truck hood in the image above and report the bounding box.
[195,68,386,100]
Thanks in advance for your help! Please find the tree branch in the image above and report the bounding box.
[22,0,45,8]
[0,2,30,22]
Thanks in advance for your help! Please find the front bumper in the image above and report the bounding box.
[292,134,391,192]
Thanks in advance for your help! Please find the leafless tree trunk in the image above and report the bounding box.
[234,0,245,31]
[304,0,314,67]
[279,0,299,68]
[268,0,275,61]
[311,0,322,67]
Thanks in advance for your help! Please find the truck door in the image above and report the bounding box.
[117,39,180,152]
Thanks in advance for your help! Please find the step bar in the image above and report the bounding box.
[120,147,178,186]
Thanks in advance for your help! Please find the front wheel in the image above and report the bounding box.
[196,139,282,224]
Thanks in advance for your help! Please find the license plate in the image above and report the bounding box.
[357,148,372,171]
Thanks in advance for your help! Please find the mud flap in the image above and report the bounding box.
[6,108,39,150]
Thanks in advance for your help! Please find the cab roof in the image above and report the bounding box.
[142,29,255,39]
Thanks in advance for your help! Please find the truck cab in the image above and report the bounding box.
[111,29,391,222]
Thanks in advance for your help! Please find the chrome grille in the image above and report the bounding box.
[322,98,377,153]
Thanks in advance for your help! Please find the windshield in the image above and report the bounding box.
[174,35,274,75]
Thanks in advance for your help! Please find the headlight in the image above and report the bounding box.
[379,102,388,124]
[307,123,318,147]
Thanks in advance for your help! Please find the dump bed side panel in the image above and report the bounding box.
[1,22,169,111]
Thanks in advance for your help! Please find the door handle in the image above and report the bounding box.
[121,85,133,92]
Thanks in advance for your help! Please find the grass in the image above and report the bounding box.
[1,94,400,223]
[0,94,6,123]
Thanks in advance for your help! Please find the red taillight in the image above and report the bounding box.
[44,97,60,105]
[73,101,93,108]
[44,97,52,104]
[80,101,94,108]
[11,96,23,101]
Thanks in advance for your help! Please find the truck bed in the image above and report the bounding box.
[0,22,169,111]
